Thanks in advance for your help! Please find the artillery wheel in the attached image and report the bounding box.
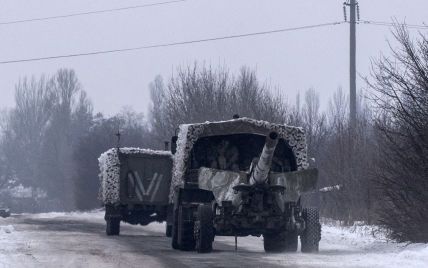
[284,231,298,252]
[178,205,195,251]
[106,218,120,236]
[263,231,287,252]
[195,204,214,253]
[301,207,321,253]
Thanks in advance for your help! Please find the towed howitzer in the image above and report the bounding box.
[169,118,321,253]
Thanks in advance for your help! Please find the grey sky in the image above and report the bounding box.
[0,0,427,116]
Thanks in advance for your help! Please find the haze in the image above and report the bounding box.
[1,0,427,116]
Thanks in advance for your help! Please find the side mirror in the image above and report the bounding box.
[171,136,178,154]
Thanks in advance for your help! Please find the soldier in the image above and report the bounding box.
[210,140,240,171]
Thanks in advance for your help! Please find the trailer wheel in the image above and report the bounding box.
[177,205,195,251]
[284,231,298,252]
[263,232,287,252]
[195,204,214,253]
[106,218,120,236]
[166,224,172,237]
[171,208,180,249]
[301,207,321,253]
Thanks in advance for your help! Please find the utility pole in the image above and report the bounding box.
[344,0,359,131]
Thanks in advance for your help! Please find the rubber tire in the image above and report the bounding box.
[195,204,214,253]
[284,231,298,252]
[106,218,120,236]
[171,208,180,249]
[263,231,287,253]
[166,224,173,237]
[178,205,195,251]
[301,207,321,253]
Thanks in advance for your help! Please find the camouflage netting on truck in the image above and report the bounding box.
[98,147,172,204]
[169,117,309,202]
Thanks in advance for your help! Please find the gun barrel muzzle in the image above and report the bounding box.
[249,131,279,184]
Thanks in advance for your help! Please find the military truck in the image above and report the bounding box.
[99,148,173,236]
[167,118,321,253]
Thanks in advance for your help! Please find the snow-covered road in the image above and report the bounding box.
[0,211,427,268]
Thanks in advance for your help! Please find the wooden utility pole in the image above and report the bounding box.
[349,0,357,130]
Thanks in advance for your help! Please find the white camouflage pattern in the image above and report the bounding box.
[169,117,309,202]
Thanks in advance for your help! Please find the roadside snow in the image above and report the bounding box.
[215,221,428,268]
[23,209,104,220]
[0,225,14,234]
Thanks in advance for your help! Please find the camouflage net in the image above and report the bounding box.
[98,147,172,204]
[169,118,309,202]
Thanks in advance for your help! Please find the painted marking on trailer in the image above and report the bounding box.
[150,174,163,202]
[128,172,143,201]
[129,171,164,200]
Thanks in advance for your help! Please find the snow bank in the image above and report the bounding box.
[0,225,14,234]
[24,209,105,220]
[395,244,428,267]
[98,147,171,204]
[315,221,428,268]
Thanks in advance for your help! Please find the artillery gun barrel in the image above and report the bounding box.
[249,131,279,184]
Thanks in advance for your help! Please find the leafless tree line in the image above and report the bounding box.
[0,69,153,211]
[148,65,289,146]
[0,70,93,211]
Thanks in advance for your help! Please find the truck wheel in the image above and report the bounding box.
[106,218,120,236]
[284,231,298,252]
[301,207,321,253]
[166,224,172,237]
[195,204,214,253]
[178,205,195,251]
[263,232,286,253]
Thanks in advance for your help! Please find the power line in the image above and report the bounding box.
[0,0,186,26]
[0,21,344,65]
[359,20,428,30]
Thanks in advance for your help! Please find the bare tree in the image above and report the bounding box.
[148,64,289,147]
[367,25,428,242]
[2,76,56,188]
[310,87,377,225]
[1,69,93,211]
[40,69,91,210]
[148,75,170,147]
[301,88,327,157]
[73,109,152,210]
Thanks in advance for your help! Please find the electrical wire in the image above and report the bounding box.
[359,20,428,30]
[0,0,186,26]
[0,21,345,65]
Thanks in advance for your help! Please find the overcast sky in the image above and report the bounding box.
[1,0,427,116]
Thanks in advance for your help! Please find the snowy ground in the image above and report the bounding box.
[0,211,427,268]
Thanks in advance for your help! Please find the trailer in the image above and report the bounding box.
[99,147,173,236]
